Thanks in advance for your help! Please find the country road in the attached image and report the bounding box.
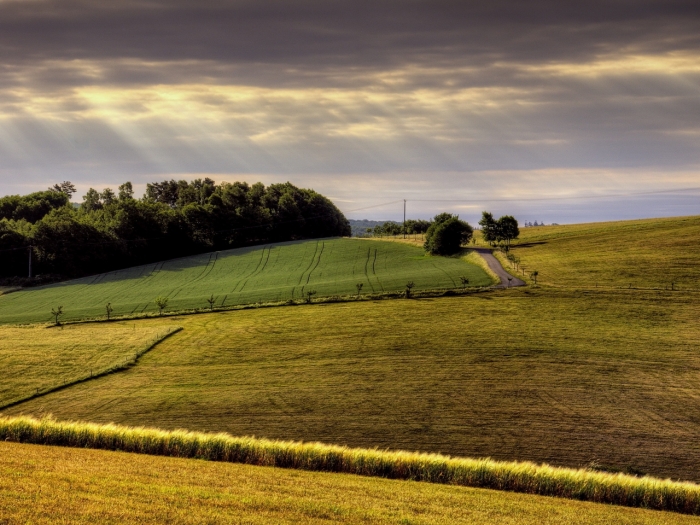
[473,248,526,288]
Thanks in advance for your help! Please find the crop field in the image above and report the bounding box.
[8,286,700,481]
[0,322,177,408]
[2,441,697,524]
[0,238,491,325]
[505,215,700,289]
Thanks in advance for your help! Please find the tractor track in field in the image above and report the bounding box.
[300,242,325,296]
[170,252,220,301]
[238,246,271,293]
[363,248,375,292]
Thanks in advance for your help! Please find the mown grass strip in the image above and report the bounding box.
[1,416,699,515]
[0,328,182,410]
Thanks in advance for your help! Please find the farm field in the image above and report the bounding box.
[9,286,700,481]
[0,322,177,408]
[1,441,696,524]
[505,215,700,289]
[0,238,492,325]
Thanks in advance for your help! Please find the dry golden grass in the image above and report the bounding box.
[506,215,700,288]
[2,434,700,522]
[8,288,700,481]
[0,322,178,408]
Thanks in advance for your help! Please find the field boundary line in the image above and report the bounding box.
[0,327,183,411]
[2,416,700,515]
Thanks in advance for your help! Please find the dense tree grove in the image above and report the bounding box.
[0,180,350,281]
[479,212,520,245]
[423,213,474,255]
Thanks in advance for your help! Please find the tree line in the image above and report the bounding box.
[364,211,520,255]
[0,179,350,281]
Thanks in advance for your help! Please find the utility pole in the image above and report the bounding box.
[403,199,406,239]
[28,245,33,279]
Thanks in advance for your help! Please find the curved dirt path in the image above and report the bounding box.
[472,248,525,288]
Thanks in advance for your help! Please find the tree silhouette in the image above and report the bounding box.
[405,281,415,298]
[305,290,317,304]
[356,283,363,297]
[51,306,64,326]
[531,271,539,285]
[459,276,469,289]
[207,294,216,311]
[105,302,113,320]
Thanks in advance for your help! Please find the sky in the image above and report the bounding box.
[0,0,699,224]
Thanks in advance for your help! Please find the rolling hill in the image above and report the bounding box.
[4,215,700,522]
[0,238,492,325]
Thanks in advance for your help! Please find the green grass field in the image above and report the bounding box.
[8,287,700,481]
[0,238,491,325]
[4,215,700,520]
[506,215,700,289]
[2,441,696,524]
[0,322,177,408]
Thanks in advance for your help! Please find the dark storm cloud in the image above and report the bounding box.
[1,0,699,223]
[0,0,699,88]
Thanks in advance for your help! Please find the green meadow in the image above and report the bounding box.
[3,215,700,521]
[0,238,491,325]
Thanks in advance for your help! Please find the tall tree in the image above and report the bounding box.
[424,214,473,255]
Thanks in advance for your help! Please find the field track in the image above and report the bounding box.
[0,238,491,324]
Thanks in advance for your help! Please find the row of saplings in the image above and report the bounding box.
[48,275,479,325]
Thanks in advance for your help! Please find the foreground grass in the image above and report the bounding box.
[9,288,700,481]
[4,416,700,518]
[507,215,700,288]
[4,442,693,525]
[0,238,491,324]
[0,322,178,408]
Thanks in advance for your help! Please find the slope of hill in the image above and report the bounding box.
[9,286,700,481]
[507,215,700,288]
[0,322,178,408]
[2,441,695,524]
[0,238,491,325]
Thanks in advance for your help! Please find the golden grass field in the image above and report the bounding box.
[7,286,700,481]
[3,215,700,521]
[0,322,178,408]
[2,440,698,524]
[506,215,700,288]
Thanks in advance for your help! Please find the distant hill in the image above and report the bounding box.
[348,219,399,237]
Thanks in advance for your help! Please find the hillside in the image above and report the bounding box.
[0,238,492,324]
[0,322,177,408]
[506,215,700,288]
[2,441,695,524]
[9,286,700,481]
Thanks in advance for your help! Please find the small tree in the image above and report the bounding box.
[405,281,415,298]
[51,306,64,326]
[105,302,113,320]
[207,294,216,311]
[531,271,539,285]
[356,283,363,297]
[154,296,169,316]
[507,277,513,288]
[305,290,317,304]
[459,276,469,289]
